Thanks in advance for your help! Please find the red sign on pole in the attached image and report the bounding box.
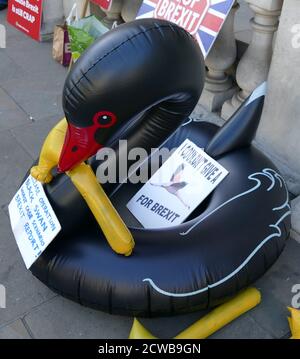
[7,0,43,41]
[90,0,112,11]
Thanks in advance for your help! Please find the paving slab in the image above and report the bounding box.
[11,115,62,159]
[291,229,300,244]
[0,130,33,207]
[0,209,56,327]
[140,311,208,339]
[0,49,25,83]
[0,11,66,122]
[0,72,65,122]
[0,88,30,132]
[21,289,273,339]
[4,32,66,79]
[1,8,67,77]
[23,296,132,339]
[0,319,31,339]
[1,11,26,43]
[248,238,300,338]
[138,299,271,339]
[210,313,273,339]
[291,196,300,236]
[137,309,271,339]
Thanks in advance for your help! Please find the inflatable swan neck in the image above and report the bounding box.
[205,82,267,159]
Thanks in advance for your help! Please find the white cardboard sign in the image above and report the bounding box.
[8,175,61,269]
[127,139,229,229]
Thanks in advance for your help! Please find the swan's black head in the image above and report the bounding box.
[58,19,205,172]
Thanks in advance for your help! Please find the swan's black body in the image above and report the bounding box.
[23,19,290,316]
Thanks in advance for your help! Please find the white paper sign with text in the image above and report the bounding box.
[8,175,61,269]
[127,139,229,229]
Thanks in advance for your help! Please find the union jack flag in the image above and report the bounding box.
[136,0,235,58]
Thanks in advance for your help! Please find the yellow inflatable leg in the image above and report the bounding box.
[129,318,157,339]
[67,162,135,256]
[30,118,134,256]
[30,118,67,183]
[175,287,261,339]
[288,307,300,339]
[129,287,261,339]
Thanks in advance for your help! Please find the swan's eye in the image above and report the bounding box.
[98,114,112,126]
[93,111,117,128]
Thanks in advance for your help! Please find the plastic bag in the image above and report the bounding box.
[68,15,109,62]
[52,24,72,67]
[66,3,79,26]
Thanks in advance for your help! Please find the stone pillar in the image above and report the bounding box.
[254,0,300,233]
[199,1,239,112]
[222,0,283,119]
[63,0,91,18]
[101,0,124,28]
[41,0,64,40]
[41,0,93,40]
[122,0,143,22]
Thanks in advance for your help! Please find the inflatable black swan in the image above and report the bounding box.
[25,19,291,316]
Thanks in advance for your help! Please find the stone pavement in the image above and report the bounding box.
[0,9,300,339]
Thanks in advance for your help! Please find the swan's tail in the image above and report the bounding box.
[205,82,267,159]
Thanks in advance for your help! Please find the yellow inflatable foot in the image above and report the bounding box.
[129,287,261,339]
[288,307,300,339]
[30,165,53,184]
[30,118,67,184]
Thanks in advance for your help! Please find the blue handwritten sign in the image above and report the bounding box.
[9,175,61,269]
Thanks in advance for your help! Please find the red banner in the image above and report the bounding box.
[90,0,112,11]
[7,0,43,41]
